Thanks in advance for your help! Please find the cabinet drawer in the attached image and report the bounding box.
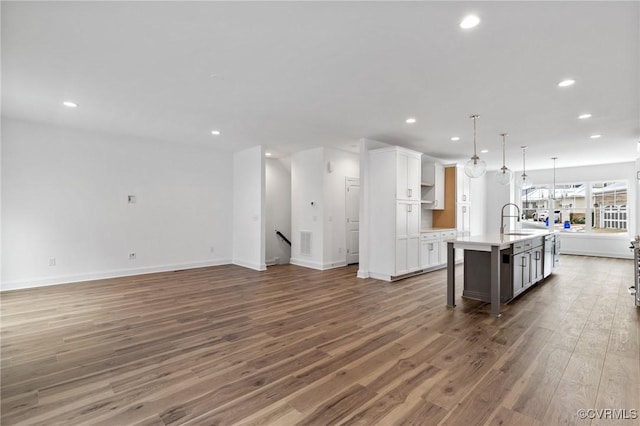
[513,242,527,254]
[421,232,440,241]
[440,230,456,239]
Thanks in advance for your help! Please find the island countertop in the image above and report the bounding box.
[448,229,555,251]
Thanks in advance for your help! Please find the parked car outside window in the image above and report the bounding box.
[533,210,561,223]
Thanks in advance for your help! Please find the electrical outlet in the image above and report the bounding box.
[338,247,342,253]
[129,252,136,260]
[128,195,136,204]
[210,247,215,253]
[49,258,56,266]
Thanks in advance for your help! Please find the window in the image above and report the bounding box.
[591,181,627,233]
[552,183,586,232]
[521,185,550,221]
[520,180,628,235]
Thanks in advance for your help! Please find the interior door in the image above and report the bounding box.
[345,178,360,264]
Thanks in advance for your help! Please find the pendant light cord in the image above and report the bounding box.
[471,115,479,158]
[500,133,507,170]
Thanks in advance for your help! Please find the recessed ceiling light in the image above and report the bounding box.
[405,117,416,124]
[558,79,575,87]
[460,15,480,29]
[480,149,489,153]
[265,152,272,157]
[590,134,601,139]
[451,136,460,141]
[578,113,592,119]
[62,101,78,108]
[210,130,221,135]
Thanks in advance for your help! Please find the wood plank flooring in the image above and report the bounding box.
[1,255,638,425]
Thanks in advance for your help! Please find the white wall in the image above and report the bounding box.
[290,147,324,269]
[232,146,266,270]
[290,147,359,270]
[322,148,359,268]
[265,157,291,265]
[470,172,487,235]
[484,171,514,235]
[357,138,393,278]
[1,118,234,290]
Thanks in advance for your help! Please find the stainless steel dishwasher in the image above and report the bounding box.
[543,234,554,278]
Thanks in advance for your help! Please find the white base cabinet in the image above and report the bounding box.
[420,229,457,270]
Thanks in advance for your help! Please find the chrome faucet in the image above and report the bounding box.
[500,203,521,235]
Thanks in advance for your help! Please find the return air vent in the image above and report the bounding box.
[300,231,312,256]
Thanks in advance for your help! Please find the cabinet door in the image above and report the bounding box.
[430,240,441,267]
[513,252,531,295]
[457,204,471,236]
[532,247,543,284]
[406,236,421,271]
[396,153,408,200]
[406,154,421,201]
[420,240,430,268]
[456,167,471,203]
[396,202,408,237]
[407,203,420,235]
[421,239,440,268]
[439,240,448,265]
[396,237,407,274]
[433,163,444,209]
[397,202,420,236]
[397,152,421,201]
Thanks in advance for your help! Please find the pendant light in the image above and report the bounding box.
[464,114,486,178]
[519,146,533,189]
[551,157,557,200]
[495,133,513,185]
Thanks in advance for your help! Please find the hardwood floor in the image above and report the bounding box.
[1,255,638,425]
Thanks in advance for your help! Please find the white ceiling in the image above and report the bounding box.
[2,1,639,171]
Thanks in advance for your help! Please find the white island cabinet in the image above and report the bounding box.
[369,146,422,281]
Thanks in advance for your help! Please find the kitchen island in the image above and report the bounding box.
[446,229,558,317]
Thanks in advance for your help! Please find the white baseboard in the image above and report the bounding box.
[232,259,267,271]
[560,250,633,259]
[289,257,324,270]
[322,260,347,269]
[289,258,347,271]
[368,272,392,282]
[1,259,233,292]
[357,270,370,279]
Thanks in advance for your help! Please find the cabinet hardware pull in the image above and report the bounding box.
[408,188,412,198]
[407,204,412,213]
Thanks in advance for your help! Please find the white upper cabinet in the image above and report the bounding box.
[456,166,471,204]
[396,149,421,201]
[422,161,444,210]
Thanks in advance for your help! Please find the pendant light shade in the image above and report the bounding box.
[464,114,487,178]
[519,146,533,189]
[495,133,513,185]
